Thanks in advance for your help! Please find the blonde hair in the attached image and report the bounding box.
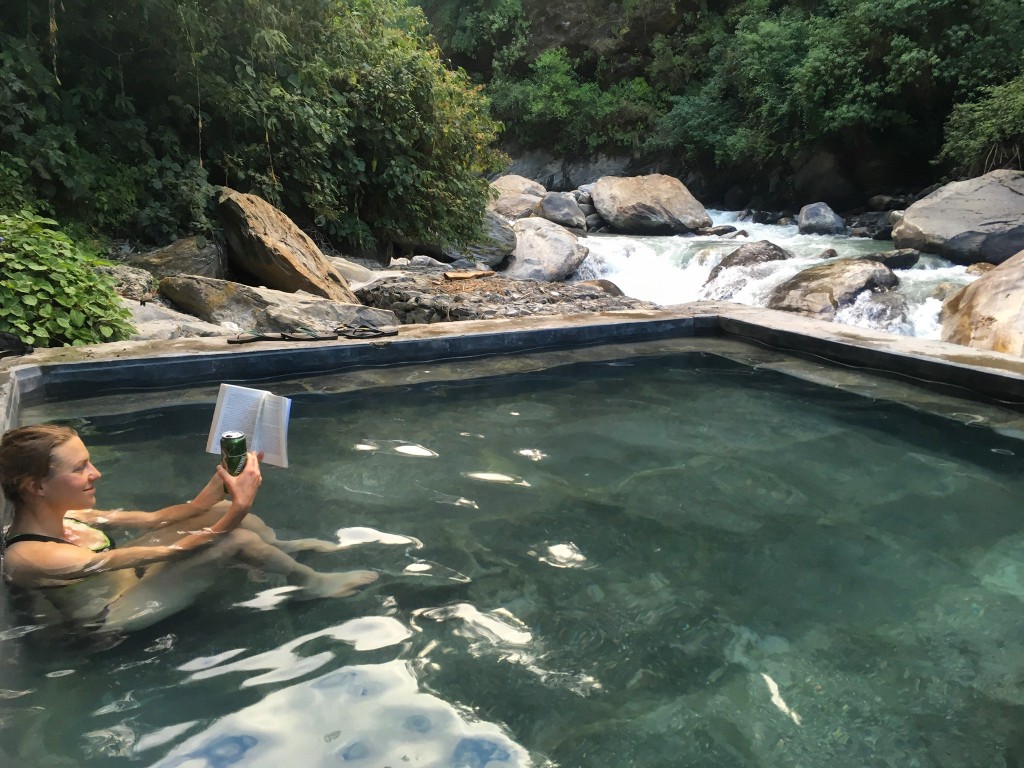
[0,424,79,507]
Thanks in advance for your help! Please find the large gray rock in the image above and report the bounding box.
[159,275,397,332]
[217,188,359,302]
[767,260,899,320]
[892,170,1024,265]
[500,151,632,190]
[326,256,377,288]
[940,249,1024,355]
[126,299,232,340]
[503,218,589,281]
[96,264,157,302]
[706,240,792,284]
[797,202,846,235]
[532,192,586,230]
[446,209,517,268]
[590,174,712,234]
[125,236,227,280]
[491,174,546,197]
[492,192,544,220]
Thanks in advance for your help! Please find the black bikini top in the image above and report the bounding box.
[2,533,76,547]
[2,521,115,553]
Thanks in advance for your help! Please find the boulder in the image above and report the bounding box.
[767,260,899,320]
[590,174,712,234]
[491,174,546,197]
[492,192,544,220]
[326,256,378,288]
[585,213,606,231]
[966,262,996,276]
[892,170,1024,264]
[96,264,156,302]
[861,249,921,270]
[159,275,397,333]
[500,151,631,191]
[125,236,227,280]
[532,192,586,230]
[446,209,517,268]
[940,249,1024,354]
[576,279,625,297]
[696,225,738,237]
[217,188,359,302]
[848,210,897,240]
[797,202,846,235]
[706,240,792,284]
[126,299,232,340]
[867,194,909,211]
[503,218,589,282]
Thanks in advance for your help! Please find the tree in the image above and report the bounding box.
[0,0,504,250]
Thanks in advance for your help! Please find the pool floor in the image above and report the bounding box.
[4,342,1024,766]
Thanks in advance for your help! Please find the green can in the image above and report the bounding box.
[220,431,247,484]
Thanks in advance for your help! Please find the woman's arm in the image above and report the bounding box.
[69,459,256,530]
[5,453,262,588]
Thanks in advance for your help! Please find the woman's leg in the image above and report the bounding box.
[102,529,377,631]
[126,505,343,553]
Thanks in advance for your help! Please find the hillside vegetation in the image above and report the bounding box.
[417,0,1024,200]
[0,0,504,249]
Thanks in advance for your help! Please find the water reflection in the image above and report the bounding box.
[148,660,532,767]
[179,618,413,686]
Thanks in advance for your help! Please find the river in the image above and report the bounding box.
[576,211,975,339]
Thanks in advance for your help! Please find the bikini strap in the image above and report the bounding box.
[2,533,75,547]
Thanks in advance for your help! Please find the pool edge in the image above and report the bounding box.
[4,302,1024,432]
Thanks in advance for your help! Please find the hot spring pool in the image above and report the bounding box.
[4,337,1024,767]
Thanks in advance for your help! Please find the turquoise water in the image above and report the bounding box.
[4,350,1024,766]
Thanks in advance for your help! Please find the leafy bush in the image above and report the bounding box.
[0,212,135,347]
[939,70,1024,175]
[1,0,503,251]
[488,48,664,155]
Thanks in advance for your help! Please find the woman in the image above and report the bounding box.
[0,424,377,632]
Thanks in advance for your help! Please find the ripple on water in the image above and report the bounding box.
[148,660,532,767]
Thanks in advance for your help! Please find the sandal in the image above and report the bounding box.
[227,330,284,344]
[335,325,399,339]
[281,326,339,341]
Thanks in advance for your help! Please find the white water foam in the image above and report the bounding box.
[576,211,975,338]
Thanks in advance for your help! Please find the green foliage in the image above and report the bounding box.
[488,48,665,155]
[649,0,1024,171]
[427,0,529,74]
[0,33,216,241]
[0,0,504,250]
[0,212,135,347]
[939,69,1024,175]
[419,0,1024,182]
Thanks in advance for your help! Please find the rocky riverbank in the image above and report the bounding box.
[5,167,1024,361]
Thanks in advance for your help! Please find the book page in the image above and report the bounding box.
[206,384,291,468]
[252,394,291,468]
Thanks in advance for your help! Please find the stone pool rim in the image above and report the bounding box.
[5,301,1024,433]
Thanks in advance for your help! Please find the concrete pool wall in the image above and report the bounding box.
[5,300,1024,435]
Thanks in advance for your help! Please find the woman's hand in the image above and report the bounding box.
[211,451,263,531]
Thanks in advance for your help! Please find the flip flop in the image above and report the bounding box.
[281,326,339,341]
[227,330,284,344]
[335,325,399,339]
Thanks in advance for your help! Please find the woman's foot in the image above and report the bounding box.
[275,537,344,554]
[302,570,379,598]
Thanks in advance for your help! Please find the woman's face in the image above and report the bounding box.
[38,436,101,511]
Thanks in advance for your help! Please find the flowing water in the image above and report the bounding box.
[4,343,1024,767]
[577,211,975,339]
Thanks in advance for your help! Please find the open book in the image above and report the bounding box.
[205,384,292,468]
